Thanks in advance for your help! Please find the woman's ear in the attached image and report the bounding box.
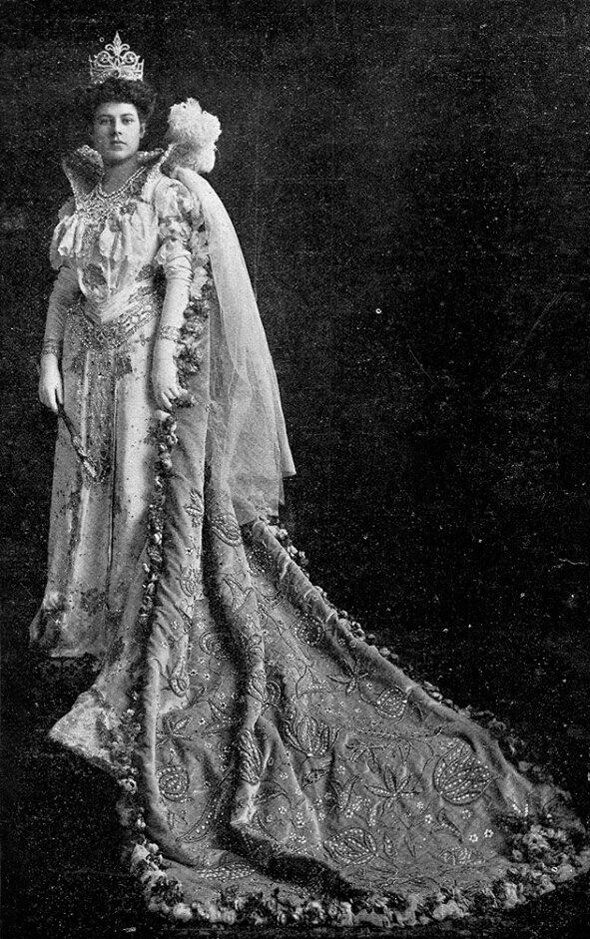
[139,122,146,139]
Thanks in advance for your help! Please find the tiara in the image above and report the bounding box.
[89,32,144,84]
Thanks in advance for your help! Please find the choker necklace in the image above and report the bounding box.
[98,165,145,199]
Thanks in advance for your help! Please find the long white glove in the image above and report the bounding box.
[39,263,79,413]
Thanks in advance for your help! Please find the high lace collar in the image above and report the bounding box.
[62,146,172,206]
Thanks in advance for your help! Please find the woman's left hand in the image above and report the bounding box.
[151,348,182,411]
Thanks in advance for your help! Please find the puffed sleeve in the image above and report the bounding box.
[42,199,81,357]
[154,178,193,284]
[153,178,195,347]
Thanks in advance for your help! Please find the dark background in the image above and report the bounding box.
[1,1,589,936]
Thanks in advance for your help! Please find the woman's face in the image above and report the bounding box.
[91,101,145,165]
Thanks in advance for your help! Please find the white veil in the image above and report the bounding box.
[171,165,295,525]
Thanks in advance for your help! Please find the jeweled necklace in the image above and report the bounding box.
[97,165,145,199]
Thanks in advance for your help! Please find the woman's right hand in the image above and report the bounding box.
[38,354,63,414]
[151,347,182,412]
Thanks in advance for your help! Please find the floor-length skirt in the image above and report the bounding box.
[31,291,160,660]
[34,294,589,928]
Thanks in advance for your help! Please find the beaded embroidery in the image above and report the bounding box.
[77,167,150,259]
[97,165,146,199]
[41,339,62,356]
[68,288,160,353]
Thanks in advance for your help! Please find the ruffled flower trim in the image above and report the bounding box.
[188,227,210,299]
[125,856,590,927]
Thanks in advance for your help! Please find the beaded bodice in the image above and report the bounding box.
[50,148,194,317]
[77,167,150,263]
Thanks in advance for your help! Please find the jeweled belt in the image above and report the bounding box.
[68,283,161,353]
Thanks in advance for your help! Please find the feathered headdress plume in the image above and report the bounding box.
[166,98,221,174]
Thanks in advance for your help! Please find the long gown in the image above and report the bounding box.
[31,145,589,928]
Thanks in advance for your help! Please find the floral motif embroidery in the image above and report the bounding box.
[282,708,339,757]
[210,512,242,546]
[177,565,203,598]
[183,489,204,528]
[433,742,492,805]
[325,828,379,866]
[158,761,191,802]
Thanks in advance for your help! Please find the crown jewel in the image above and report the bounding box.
[89,32,144,84]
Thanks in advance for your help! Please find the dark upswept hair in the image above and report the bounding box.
[80,77,157,125]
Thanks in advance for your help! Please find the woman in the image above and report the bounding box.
[34,77,192,660]
[32,34,588,928]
